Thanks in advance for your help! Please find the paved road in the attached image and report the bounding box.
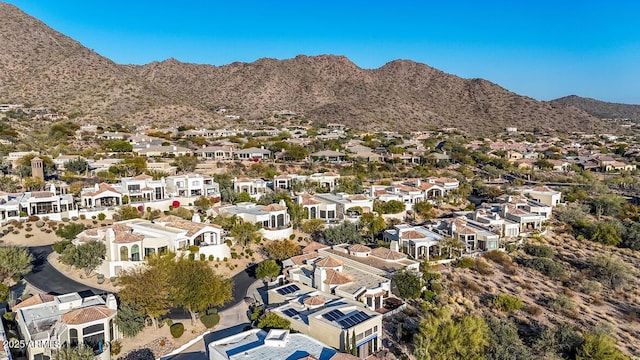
[25,245,105,296]
[24,245,257,312]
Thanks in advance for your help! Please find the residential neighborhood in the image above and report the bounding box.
[0,119,638,360]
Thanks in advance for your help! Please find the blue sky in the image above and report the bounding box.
[5,0,640,104]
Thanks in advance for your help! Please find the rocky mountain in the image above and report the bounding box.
[0,2,612,134]
[550,95,640,122]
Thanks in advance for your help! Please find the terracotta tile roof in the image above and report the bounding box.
[61,305,116,325]
[374,190,388,196]
[418,183,438,190]
[303,296,326,306]
[315,256,343,268]
[401,230,427,240]
[262,204,286,211]
[323,269,352,285]
[31,191,53,198]
[114,231,144,244]
[12,294,55,311]
[370,247,406,261]
[349,244,371,253]
[288,253,319,266]
[302,241,327,254]
[329,354,359,360]
[86,183,121,197]
[84,229,98,236]
[296,356,319,360]
[347,194,368,201]
[134,174,152,180]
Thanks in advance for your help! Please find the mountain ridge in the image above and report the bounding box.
[549,95,640,122]
[0,2,614,134]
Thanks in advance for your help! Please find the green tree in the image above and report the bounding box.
[301,219,325,235]
[393,270,422,299]
[23,176,45,191]
[0,176,19,192]
[264,240,301,261]
[415,309,489,360]
[485,316,535,360]
[172,155,198,173]
[591,194,624,219]
[413,201,436,220]
[285,144,309,161]
[576,333,628,360]
[235,192,253,203]
[373,200,405,214]
[193,196,214,212]
[55,223,85,240]
[257,313,290,330]
[0,283,9,303]
[230,220,260,248]
[589,255,632,290]
[54,345,96,360]
[358,212,386,242]
[64,158,89,175]
[591,222,622,246]
[118,254,174,328]
[532,323,583,359]
[256,260,281,281]
[116,206,142,221]
[107,139,133,152]
[317,222,361,245]
[74,240,106,276]
[170,256,233,325]
[0,246,34,283]
[490,294,524,313]
[114,303,146,338]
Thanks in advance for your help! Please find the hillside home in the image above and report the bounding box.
[267,283,382,358]
[0,184,78,223]
[80,183,123,210]
[134,145,192,157]
[233,177,269,200]
[283,246,392,311]
[165,174,219,198]
[194,146,234,160]
[520,186,562,207]
[310,150,347,163]
[383,224,444,260]
[297,193,374,223]
[72,216,228,277]
[217,201,292,240]
[234,147,271,160]
[13,292,118,360]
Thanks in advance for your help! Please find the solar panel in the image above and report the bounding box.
[337,311,371,328]
[276,284,300,295]
[322,309,345,321]
[283,308,299,317]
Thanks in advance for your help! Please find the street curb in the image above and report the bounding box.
[157,330,211,360]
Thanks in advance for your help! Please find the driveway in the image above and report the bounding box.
[25,245,105,296]
[24,246,258,309]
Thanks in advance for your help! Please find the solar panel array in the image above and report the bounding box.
[337,311,371,328]
[276,284,300,295]
[282,308,299,317]
[322,309,345,322]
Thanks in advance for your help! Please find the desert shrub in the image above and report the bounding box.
[589,255,632,291]
[97,278,105,284]
[422,290,436,302]
[483,250,512,266]
[120,348,154,360]
[24,227,32,232]
[520,257,565,277]
[110,340,122,356]
[110,277,117,284]
[35,220,45,228]
[27,215,39,222]
[165,318,173,326]
[208,255,214,261]
[454,257,475,268]
[188,245,199,253]
[200,313,220,328]
[548,294,575,313]
[231,252,238,259]
[97,213,106,221]
[474,258,494,275]
[170,323,184,338]
[188,253,195,261]
[223,257,228,262]
[524,244,554,258]
[25,234,32,238]
[79,214,86,220]
[199,254,206,261]
[525,304,543,316]
[491,294,524,312]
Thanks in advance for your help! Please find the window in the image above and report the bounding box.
[70,328,78,347]
[84,324,104,334]
[144,248,155,258]
[131,245,140,261]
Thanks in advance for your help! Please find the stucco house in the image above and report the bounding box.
[217,201,292,240]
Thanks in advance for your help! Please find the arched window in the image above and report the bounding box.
[119,246,128,261]
[131,245,140,261]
